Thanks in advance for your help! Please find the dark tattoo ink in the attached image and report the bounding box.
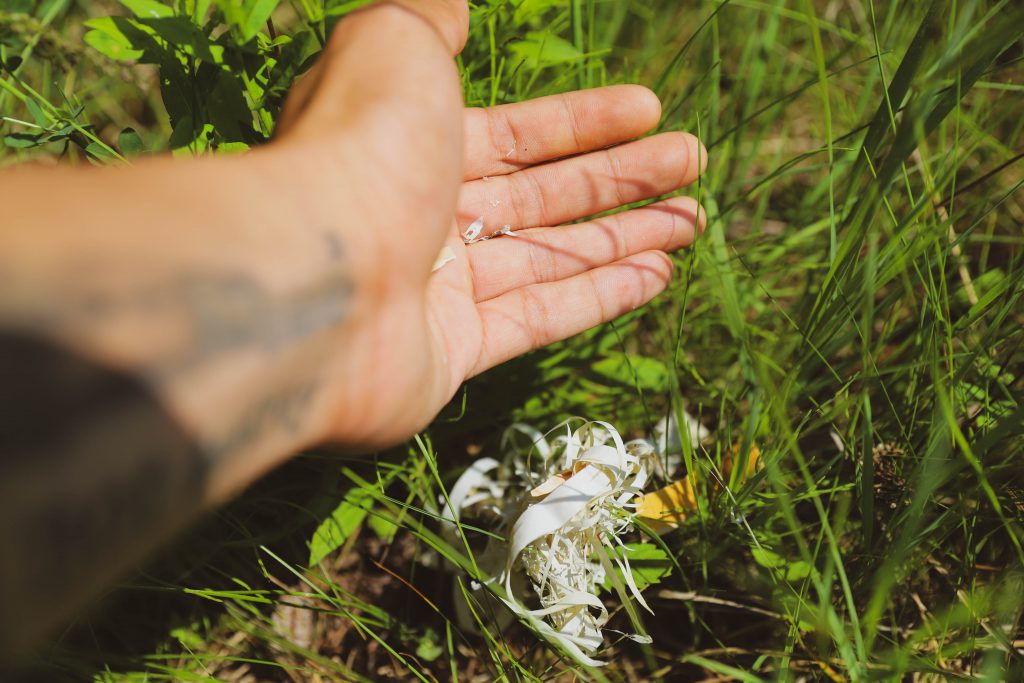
[323,232,344,262]
[176,273,352,365]
[203,379,321,461]
[0,333,207,656]
[0,251,354,654]
[47,269,353,373]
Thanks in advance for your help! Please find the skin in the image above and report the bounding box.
[0,0,706,653]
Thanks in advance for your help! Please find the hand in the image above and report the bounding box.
[0,2,709,648]
[274,1,707,449]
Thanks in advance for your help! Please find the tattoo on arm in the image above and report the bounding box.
[204,379,321,461]
[0,242,356,654]
[70,270,354,373]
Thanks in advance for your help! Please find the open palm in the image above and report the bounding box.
[276,2,705,447]
[431,87,707,389]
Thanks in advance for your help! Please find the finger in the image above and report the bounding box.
[471,250,673,376]
[468,196,703,302]
[462,85,662,180]
[457,132,707,232]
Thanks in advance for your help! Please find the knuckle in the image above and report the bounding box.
[526,230,560,284]
[484,106,516,163]
[519,287,551,348]
[510,171,548,226]
[604,148,628,206]
[559,93,586,150]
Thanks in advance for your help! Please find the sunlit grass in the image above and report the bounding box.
[2,0,1022,680]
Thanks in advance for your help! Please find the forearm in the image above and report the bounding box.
[0,0,468,654]
[0,147,358,652]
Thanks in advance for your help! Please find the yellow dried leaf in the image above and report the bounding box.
[637,444,761,534]
[636,477,697,533]
[723,443,761,481]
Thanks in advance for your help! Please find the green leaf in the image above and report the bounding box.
[752,547,818,582]
[324,0,374,18]
[750,546,786,569]
[3,0,34,12]
[85,142,119,161]
[169,626,205,650]
[83,18,146,62]
[84,16,175,63]
[308,486,374,565]
[43,124,74,142]
[242,0,278,43]
[600,543,673,593]
[366,510,399,543]
[141,17,218,63]
[168,114,200,149]
[415,627,444,663]
[191,0,215,21]
[119,0,174,19]
[118,127,145,156]
[513,0,564,23]
[216,0,280,43]
[23,98,47,126]
[196,63,255,142]
[4,133,41,148]
[215,141,250,154]
[592,354,671,392]
[976,401,1017,430]
[262,28,316,105]
[784,561,816,583]
[508,31,584,69]
[157,54,197,131]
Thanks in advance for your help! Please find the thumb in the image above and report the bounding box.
[275,0,468,253]
[380,0,470,55]
[275,1,468,136]
[280,0,468,145]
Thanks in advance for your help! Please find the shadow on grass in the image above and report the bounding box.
[2,354,561,682]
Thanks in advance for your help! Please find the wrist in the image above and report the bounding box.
[189,145,373,498]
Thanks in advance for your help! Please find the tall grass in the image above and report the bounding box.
[2,0,1022,680]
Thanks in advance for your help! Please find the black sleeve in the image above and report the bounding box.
[0,332,207,657]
